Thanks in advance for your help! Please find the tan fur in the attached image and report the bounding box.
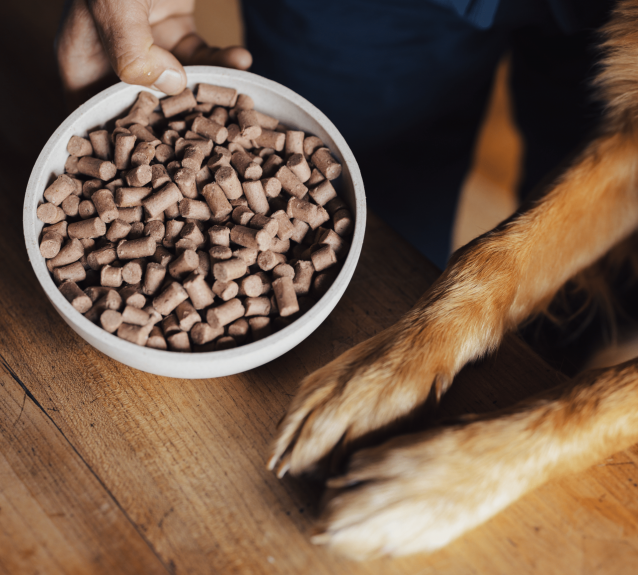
[268,0,638,558]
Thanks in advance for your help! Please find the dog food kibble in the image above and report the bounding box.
[37,85,354,351]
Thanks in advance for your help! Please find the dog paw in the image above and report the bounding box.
[268,323,454,477]
[312,416,541,559]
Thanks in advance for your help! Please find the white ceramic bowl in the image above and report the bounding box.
[23,66,366,379]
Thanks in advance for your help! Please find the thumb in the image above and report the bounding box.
[87,0,187,94]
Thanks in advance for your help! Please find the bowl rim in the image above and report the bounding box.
[23,65,366,367]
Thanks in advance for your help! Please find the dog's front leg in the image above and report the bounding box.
[313,359,638,558]
[269,129,638,478]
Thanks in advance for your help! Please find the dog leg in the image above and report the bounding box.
[312,359,638,558]
[268,128,638,477]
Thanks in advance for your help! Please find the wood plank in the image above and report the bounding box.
[0,359,169,575]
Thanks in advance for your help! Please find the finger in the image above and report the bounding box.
[87,0,187,94]
[56,0,115,105]
[171,32,252,70]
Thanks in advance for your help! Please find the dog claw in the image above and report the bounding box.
[276,456,291,478]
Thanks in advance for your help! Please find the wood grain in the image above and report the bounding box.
[4,2,638,574]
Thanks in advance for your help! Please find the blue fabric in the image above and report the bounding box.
[241,0,612,268]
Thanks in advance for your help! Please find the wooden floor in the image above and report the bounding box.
[4,2,638,574]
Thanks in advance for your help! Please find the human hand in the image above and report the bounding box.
[56,0,252,108]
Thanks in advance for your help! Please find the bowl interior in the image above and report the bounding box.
[23,66,366,378]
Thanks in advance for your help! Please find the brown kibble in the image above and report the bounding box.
[77,157,117,180]
[175,300,201,332]
[213,257,248,282]
[272,276,299,317]
[92,189,119,223]
[287,197,319,224]
[78,199,97,218]
[206,225,230,248]
[100,310,123,333]
[215,336,237,350]
[117,323,152,347]
[87,245,117,270]
[192,116,228,144]
[114,133,137,170]
[197,83,238,107]
[183,272,215,309]
[125,164,153,187]
[40,231,64,259]
[272,263,295,279]
[237,110,262,140]
[229,246,256,265]
[230,225,272,251]
[206,298,245,329]
[155,143,175,164]
[244,297,271,317]
[131,142,156,166]
[163,219,185,248]
[37,203,67,224]
[44,174,77,206]
[228,318,249,342]
[168,249,199,280]
[333,209,354,236]
[232,206,255,226]
[59,280,92,313]
[257,250,286,271]
[68,217,107,239]
[143,182,182,217]
[312,147,342,180]
[215,166,243,200]
[101,264,123,288]
[67,135,93,157]
[309,180,337,206]
[239,275,263,298]
[161,88,197,118]
[210,106,229,126]
[253,129,285,151]
[249,214,278,237]
[285,131,304,158]
[190,322,224,345]
[249,316,272,341]
[122,305,151,326]
[303,136,324,159]
[122,258,145,284]
[118,206,143,223]
[307,168,325,186]
[242,180,269,214]
[120,284,147,309]
[293,260,315,295]
[42,221,68,238]
[53,261,86,284]
[167,330,191,352]
[253,111,279,130]
[153,282,189,315]
[162,314,181,336]
[117,236,157,259]
[262,154,283,178]
[308,205,330,230]
[173,168,198,199]
[179,198,211,221]
[275,165,307,199]
[147,326,168,349]
[261,177,282,199]
[116,91,159,127]
[65,155,80,174]
[287,153,312,183]
[181,145,206,172]
[61,194,80,217]
[144,220,165,244]
[142,263,167,296]
[231,151,262,180]
[212,280,239,301]
[89,130,112,160]
[48,238,84,269]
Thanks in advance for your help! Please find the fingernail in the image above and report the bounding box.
[152,69,184,95]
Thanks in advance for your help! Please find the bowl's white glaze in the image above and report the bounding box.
[23,66,366,379]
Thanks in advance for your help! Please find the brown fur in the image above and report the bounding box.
[268,0,638,559]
